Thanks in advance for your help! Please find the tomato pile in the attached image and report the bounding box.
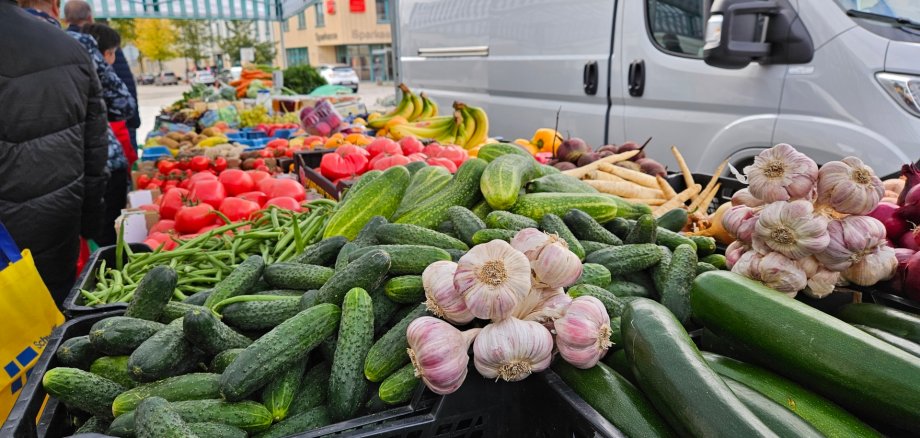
[318,137,469,181]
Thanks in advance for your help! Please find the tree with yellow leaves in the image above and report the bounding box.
[135,19,176,71]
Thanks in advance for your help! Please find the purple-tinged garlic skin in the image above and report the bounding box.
[843,244,898,287]
[554,296,612,369]
[406,317,480,395]
[731,188,764,207]
[816,216,888,271]
[454,240,532,321]
[473,317,554,382]
[753,200,829,260]
[744,143,818,203]
[423,261,474,325]
[817,157,884,215]
[722,205,758,244]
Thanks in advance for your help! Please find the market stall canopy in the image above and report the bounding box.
[78,0,320,20]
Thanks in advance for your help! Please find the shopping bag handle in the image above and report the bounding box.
[0,221,23,266]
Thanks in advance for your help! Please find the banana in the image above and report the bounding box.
[390,115,456,140]
[418,93,438,119]
[463,105,489,149]
[406,92,423,121]
[453,106,475,148]
[368,84,416,129]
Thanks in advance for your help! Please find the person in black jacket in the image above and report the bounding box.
[0,0,109,305]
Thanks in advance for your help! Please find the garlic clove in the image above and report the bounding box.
[803,268,840,299]
[553,296,612,369]
[722,205,758,244]
[725,241,748,269]
[731,188,765,207]
[519,287,572,330]
[406,316,481,395]
[423,261,475,325]
[472,317,554,382]
[510,228,554,259]
[744,144,818,203]
[454,240,533,321]
[757,252,807,297]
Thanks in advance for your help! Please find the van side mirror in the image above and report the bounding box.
[704,0,813,69]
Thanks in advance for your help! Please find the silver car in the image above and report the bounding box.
[154,72,179,86]
[319,65,360,92]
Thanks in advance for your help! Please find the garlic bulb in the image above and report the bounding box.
[473,317,554,382]
[454,240,532,321]
[817,157,884,215]
[422,261,474,325]
[732,251,806,296]
[843,245,898,286]
[722,205,758,244]
[731,188,764,207]
[725,241,748,269]
[804,268,840,299]
[815,216,888,271]
[752,200,829,260]
[406,317,481,395]
[510,228,552,259]
[511,228,583,289]
[744,144,818,203]
[518,288,572,329]
[553,296,612,369]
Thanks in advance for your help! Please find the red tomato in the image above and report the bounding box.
[535,152,554,164]
[149,220,175,234]
[158,188,189,220]
[189,179,227,209]
[365,138,401,158]
[147,178,164,189]
[302,135,324,146]
[422,144,445,158]
[247,170,271,185]
[269,179,307,202]
[406,153,428,162]
[337,144,370,157]
[219,197,261,223]
[143,238,164,250]
[162,181,178,192]
[176,159,190,171]
[137,204,159,213]
[275,147,288,157]
[259,149,275,158]
[370,153,412,170]
[399,136,424,155]
[256,165,272,173]
[174,204,216,234]
[189,172,218,186]
[267,138,289,149]
[426,157,458,173]
[218,169,255,196]
[136,174,151,189]
[439,145,469,167]
[167,169,184,180]
[265,196,303,212]
[320,149,369,180]
[257,176,276,194]
[189,156,210,172]
[212,156,228,173]
[157,159,177,174]
[178,179,192,190]
[237,191,269,206]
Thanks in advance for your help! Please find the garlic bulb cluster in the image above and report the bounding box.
[723,144,896,297]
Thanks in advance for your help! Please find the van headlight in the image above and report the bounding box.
[877,72,920,118]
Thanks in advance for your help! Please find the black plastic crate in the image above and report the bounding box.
[666,173,745,214]
[866,291,920,314]
[293,151,354,201]
[62,243,151,317]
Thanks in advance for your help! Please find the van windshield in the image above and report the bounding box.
[836,0,920,25]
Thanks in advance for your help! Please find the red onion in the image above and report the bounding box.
[902,251,920,301]
[899,231,920,251]
[869,202,908,241]
[897,184,920,222]
[897,162,920,206]
[895,247,915,266]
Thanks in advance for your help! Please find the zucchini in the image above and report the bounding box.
[183,307,252,355]
[329,288,375,421]
[210,349,244,374]
[255,406,330,438]
[219,303,341,401]
[288,362,330,416]
[853,324,920,359]
[624,214,657,245]
[159,301,204,323]
[470,199,492,221]
[348,245,451,275]
[605,217,632,238]
[127,319,203,382]
[396,158,488,229]
[564,209,622,245]
[691,271,920,429]
[394,165,453,218]
[369,285,402,332]
[696,261,718,275]
[553,361,672,438]
[261,358,307,421]
[526,173,597,194]
[352,216,388,248]
[572,263,611,288]
[480,154,535,209]
[384,275,424,304]
[623,271,657,296]
[472,228,516,245]
[511,193,619,224]
[110,399,273,436]
[605,279,655,299]
[578,240,609,255]
[723,377,823,438]
[660,244,697,326]
[365,303,427,382]
[135,396,197,438]
[485,210,539,231]
[57,335,101,370]
[290,236,348,266]
[602,349,635,383]
[125,266,177,321]
[90,317,166,356]
[42,367,125,419]
[303,249,391,308]
[690,235,716,256]
[836,303,920,344]
[656,208,688,232]
[376,223,469,251]
[75,416,110,434]
[568,284,634,318]
[701,254,728,270]
[203,255,264,309]
[585,243,662,276]
[187,422,247,438]
[379,362,419,405]
[325,166,410,239]
[220,296,300,331]
[476,143,532,162]
[447,206,486,247]
[263,263,335,290]
[539,213,585,260]
[90,356,136,389]
[621,298,773,437]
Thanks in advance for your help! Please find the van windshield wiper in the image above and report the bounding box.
[847,9,920,30]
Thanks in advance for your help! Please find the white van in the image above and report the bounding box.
[394,0,920,175]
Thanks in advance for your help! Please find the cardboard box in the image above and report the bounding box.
[115,209,159,243]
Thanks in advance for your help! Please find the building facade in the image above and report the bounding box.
[272,0,393,82]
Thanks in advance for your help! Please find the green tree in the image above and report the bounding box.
[173,20,211,67]
[283,65,327,94]
[135,19,176,70]
[219,21,275,66]
[109,18,136,43]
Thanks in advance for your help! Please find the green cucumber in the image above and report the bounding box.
[485,210,539,231]
[379,362,419,405]
[204,255,264,309]
[136,396,197,438]
[853,324,920,359]
[339,170,382,205]
[255,289,304,296]
[585,243,661,276]
[446,248,465,261]
[42,367,125,419]
[622,298,774,437]
[187,422,247,438]
[183,307,252,355]
[369,285,402,332]
[623,271,657,296]
[696,262,718,275]
[220,296,300,331]
[526,173,597,194]
[396,158,488,229]
[255,406,330,438]
[690,236,716,256]
[384,275,424,304]
[125,266,177,321]
[605,217,632,238]
[57,335,101,370]
[476,143,532,162]
[348,245,450,275]
[290,236,348,266]
[723,378,823,438]
[127,319,203,382]
[335,242,358,271]
[572,263,611,288]
[160,301,205,322]
[564,209,622,245]
[262,358,307,421]
[365,303,427,382]
[303,249,391,308]
[836,303,920,344]
[539,213,585,260]
[567,284,636,319]
[649,246,672,294]
[405,161,427,174]
[288,362,330,416]
[553,361,672,438]
[110,399,273,436]
[90,356,136,389]
[376,223,469,251]
[656,209,688,232]
[90,317,166,356]
[578,240,609,255]
[470,200,492,221]
[394,165,453,218]
[447,206,486,247]
[511,193,619,224]
[329,288,375,421]
[325,166,410,239]
[472,228,516,245]
[656,227,697,252]
[263,263,335,290]
[183,290,212,306]
[701,254,728,270]
[352,216,387,248]
[692,271,920,429]
[660,243,697,326]
[609,196,654,220]
[430,220,452,236]
[624,214,657,244]
[605,279,655,299]
[76,416,110,434]
[220,303,341,401]
[480,154,535,209]
[210,349,244,374]
[531,163,561,178]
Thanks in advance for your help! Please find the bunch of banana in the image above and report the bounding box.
[388,102,489,150]
[368,84,440,129]
[453,102,489,150]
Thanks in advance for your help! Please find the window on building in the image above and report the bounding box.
[286,48,309,67]
[282,18,289,32]
[297,11,306,29]
[646,0,705,58]
[315,3,325,27]
[376,0,390,23]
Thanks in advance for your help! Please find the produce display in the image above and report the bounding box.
[230,68,275,99]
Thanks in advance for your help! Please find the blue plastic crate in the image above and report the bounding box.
[140,146,171,161]
[272,128,296,139]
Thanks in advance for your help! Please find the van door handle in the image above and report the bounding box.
[628,59,645,97]
[583,61,598,95]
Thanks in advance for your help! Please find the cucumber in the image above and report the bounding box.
[605,217,632,238]
[476,143,532,162]
[405,160,428,174]
[348,245,450,275]
[352,216,388,248]
[649,246,672,294]
[329,288,375,421]
[621,298,774,437]
[608,196,654,220]
[183,289,212,306]
[57,335,100,370]
[396,158,488,229]
[303,249,391,308]
[578,240,609,255]
[376,223,469,251]
[690,236,716,256]
[42,367,125,419]
[656,227,696,252]
[160,301,205,322]
[125,266,177,321]
[511,193,619,224]
[255,289,304,296]
[623,271,657,296]
[365,303,427,382]
[110,399,273,436]
[90,356,136,389]
[136,396,197,438]
[691,271,920,429]
[261,358,307,421]
[567,284,633,318]
[723,377,824,438]
[338,170,382,206]
[853,324,920,359]
[696,262,718,275]
[75,416,110,434]
[187,422,247,438]
[836,303,920,344]
[480,154,535,209]
[472,228,516,245]
[127,319,203,382]
[263,263,335,290]
[485,210,539,231]
[384,275,424,304]
[702,351,882,438]
[325,166,411,239]
[531,163,561,179]
[379,362,419,405]
[656,208,688,232]
[605,279,655,299]
[553,361,672,438]
[701,253,728,270]
[335,241,358,271]
[255,406,330,438]
[624,214,657,244]
[446,248,465,262]
[183,307,253,355]
[220,296,300,331]
[539,213,585,260]
[90,317,166,356]
[290,236,348,266]
[369,285,402,332]
[447,206,486,247]
[660,243,697,326]
[470,199,492,221]
[210,349,244,374]
[220,303,341,401]
[204,255,264,310]
[288,362,330,416]
[572,263,611,288]
[526,173,597,194]
[564,209,622,245]
[585,243,662,276]
[394,165,453,218]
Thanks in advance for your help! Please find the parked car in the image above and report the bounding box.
[194,71,216,85]
[136,74,155,85]
[154,72,179,86]
[396,0,920,176]
[318,65,360,92]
